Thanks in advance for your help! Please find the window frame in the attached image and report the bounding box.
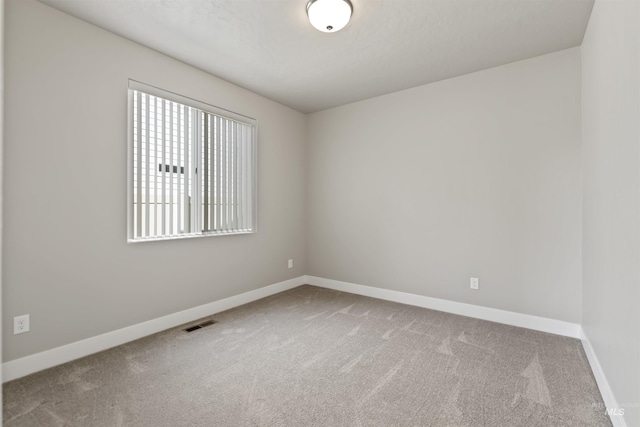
[127,80,258,243]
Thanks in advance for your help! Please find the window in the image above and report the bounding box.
[128,81,257,242]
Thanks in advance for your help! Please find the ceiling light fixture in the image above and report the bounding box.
[306,0,353,33]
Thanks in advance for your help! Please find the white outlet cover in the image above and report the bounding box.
[288,259,293,269]
[14,314,30,334]
[470,277,479,290]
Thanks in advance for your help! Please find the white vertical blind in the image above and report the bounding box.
[144,93,150,237]
[196,116,254,234]
[169,102,175,235]
[129,81,256,242]
[161,99,167,236]
[216,116,222,232]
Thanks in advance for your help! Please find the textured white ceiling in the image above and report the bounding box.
[37,0,594,113]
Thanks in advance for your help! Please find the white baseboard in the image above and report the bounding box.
[581,329,627,427]
[2,274,623,427]
[2,276,306,383]
[304,276,582,338]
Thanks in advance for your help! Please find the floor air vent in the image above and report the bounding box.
[184,319,217,332]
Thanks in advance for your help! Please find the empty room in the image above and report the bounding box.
[2,0,639,425]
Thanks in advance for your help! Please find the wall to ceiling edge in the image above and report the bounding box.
[2,0,308,362]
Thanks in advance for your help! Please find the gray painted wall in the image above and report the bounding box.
[3,0,307,362]
[581,0,640,425]
[307,48,582,323]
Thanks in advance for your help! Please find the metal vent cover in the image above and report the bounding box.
[183,319,217,332]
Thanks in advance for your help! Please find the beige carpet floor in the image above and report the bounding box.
[3,285,611,426]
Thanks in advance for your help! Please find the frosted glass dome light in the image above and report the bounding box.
[306,0,353,33]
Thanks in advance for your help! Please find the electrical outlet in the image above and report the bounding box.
[288,259,293,269]
[14,314,30,334]
[470,277,479,290]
